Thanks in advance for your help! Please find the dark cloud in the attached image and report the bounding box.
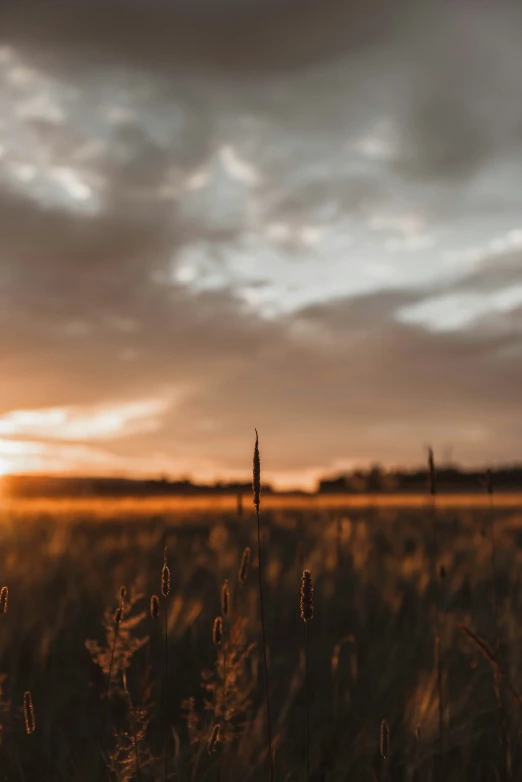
[1,0,413,73]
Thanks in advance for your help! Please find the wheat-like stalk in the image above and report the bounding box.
[162,548,171,598]
[150,595,160,619]
[221,580,229,617]
[253,430,261,515]
[428,448,445,771]
[252,429,274,782]
[483,469,511,781]
[300,570,314,782]
[162,547,171,782]
[0,586,8,615]
[458,616,522,782]
[379,717,390,781]
[221,580,230,732]
[379,718,390,781]
[23,691,35,735]
[238,548,250,587]
[207,724,221,755]
[380,719,389,759]
[485,469,501,650]
[97,589,124,779]
[300,570,314,623]
[213,616,223,646]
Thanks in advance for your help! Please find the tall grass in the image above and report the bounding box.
[4,469,522,780]
[300,570,314,782]
[238,547,250,588]
[221,580,230,736]
[162,548,171,782]
[485,469,511,781]
[0,587,8,615]
[253,429,274,782]
[97,588,125,779]
[428,447,445,771]
[379,719,389,781]
[23,691,35,735]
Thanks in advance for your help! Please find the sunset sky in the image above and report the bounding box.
[1,0,522,489]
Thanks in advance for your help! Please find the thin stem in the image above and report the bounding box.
[190,717,210,782]
[305,621,310,782]
[98,620,120,781]
[435,601,444,764]
[489,493,500,655]
[164,604,169,782]
[222,637,227,728]
[221,632,227,782]
[134,731,141,782]
[488,487,511,781]
[256,508,274,782]
[430,494,445,772]
[123,672,141,782]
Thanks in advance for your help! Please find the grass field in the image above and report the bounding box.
[1,496,521,781]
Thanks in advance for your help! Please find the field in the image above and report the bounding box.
[1,495,522,781]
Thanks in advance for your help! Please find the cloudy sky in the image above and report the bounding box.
[0,0,521,488]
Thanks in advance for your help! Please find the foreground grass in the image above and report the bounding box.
[0,499,521,780]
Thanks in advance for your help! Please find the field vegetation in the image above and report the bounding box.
[0,488,521,780]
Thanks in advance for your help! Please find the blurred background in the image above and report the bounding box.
[1,0,522,490]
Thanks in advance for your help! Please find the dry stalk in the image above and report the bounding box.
[253,429,274,782]
[300,570,314,782]
[428,448,445,771]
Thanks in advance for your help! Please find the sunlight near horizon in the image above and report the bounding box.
[0,399,170,441]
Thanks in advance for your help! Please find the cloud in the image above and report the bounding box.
[0,399,169,441]
[0,0,522,484]
[2,243,522,482]
[1,0,409,74]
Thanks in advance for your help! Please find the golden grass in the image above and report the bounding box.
[23,690,35,735]
[1,497,522,779]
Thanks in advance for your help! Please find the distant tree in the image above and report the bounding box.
[367,464,383,493]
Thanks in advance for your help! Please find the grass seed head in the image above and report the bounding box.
[24,691,35,735]
[0,586,8,615]
[300,569,314,622]
[221,579,229,616]
[213,616,223,646]
[150,594,160,618]
[380,719,390,759]
[207,724,221,754]
[238,547,251,587]
[162,546,171,597]
[253,429,260,513]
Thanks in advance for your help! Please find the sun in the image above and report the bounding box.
[0,458,11,477]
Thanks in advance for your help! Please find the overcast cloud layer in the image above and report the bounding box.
[0,0,521,488]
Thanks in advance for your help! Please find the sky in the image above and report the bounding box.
[0,0,522,489]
